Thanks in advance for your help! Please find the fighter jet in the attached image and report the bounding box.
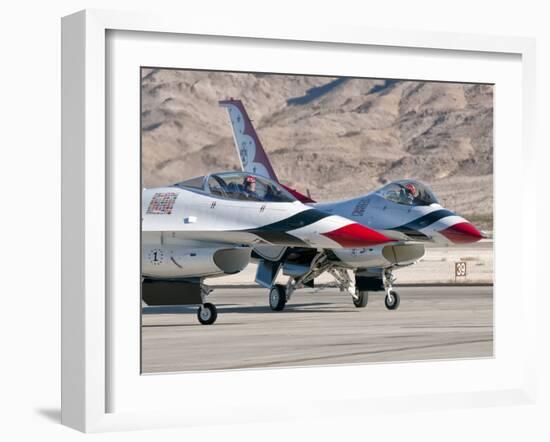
[219,99,484,312]
[142,171,394,324]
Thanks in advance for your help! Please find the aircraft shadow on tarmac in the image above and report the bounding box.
[142,322,246,328]
[142,302,344,315]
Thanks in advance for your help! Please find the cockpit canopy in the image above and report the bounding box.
[377,180,440,206]
[174,172,297,203]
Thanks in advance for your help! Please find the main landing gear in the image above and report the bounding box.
[269,284,287,311]
[329,268,368,309]
[267,252,332,311]
[353,290,369,308]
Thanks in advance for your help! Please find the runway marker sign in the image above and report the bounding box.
[455,261,467,277]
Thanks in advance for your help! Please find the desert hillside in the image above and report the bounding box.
[141,69,493,230]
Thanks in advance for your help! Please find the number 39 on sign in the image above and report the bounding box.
[455,261,467,277]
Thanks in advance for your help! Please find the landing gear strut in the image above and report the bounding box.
[383,269,400,310]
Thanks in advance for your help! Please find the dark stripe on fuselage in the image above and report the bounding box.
[392,209,455,239]
[242,209,330,246]
[248,230,310,247]
[254,208,331,232]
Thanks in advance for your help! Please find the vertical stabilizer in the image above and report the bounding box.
[219,99,279,182]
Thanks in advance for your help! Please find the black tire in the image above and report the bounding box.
[269,284,287,311]
[353,291,368,308]
[197,303,218,325]
[384,290,400,310]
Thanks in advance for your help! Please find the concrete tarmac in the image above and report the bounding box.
[141,286,493,374]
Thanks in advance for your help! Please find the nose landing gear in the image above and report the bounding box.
[383,269,400,310]
[197,302,218,325]
[197,284,218,325]
[142,278,220,324]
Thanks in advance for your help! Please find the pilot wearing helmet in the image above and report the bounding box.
[401,182,422,205]
[243,175,259,200]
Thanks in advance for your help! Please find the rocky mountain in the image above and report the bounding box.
[141,68,493,229]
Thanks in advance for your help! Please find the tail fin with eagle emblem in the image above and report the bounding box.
[219,99,315,203]
[218,99,279,181]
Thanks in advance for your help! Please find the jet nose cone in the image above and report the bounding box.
[323,223,394,247]
[440,222,483,244]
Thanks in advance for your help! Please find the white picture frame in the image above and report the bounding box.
[61,9,537,433]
